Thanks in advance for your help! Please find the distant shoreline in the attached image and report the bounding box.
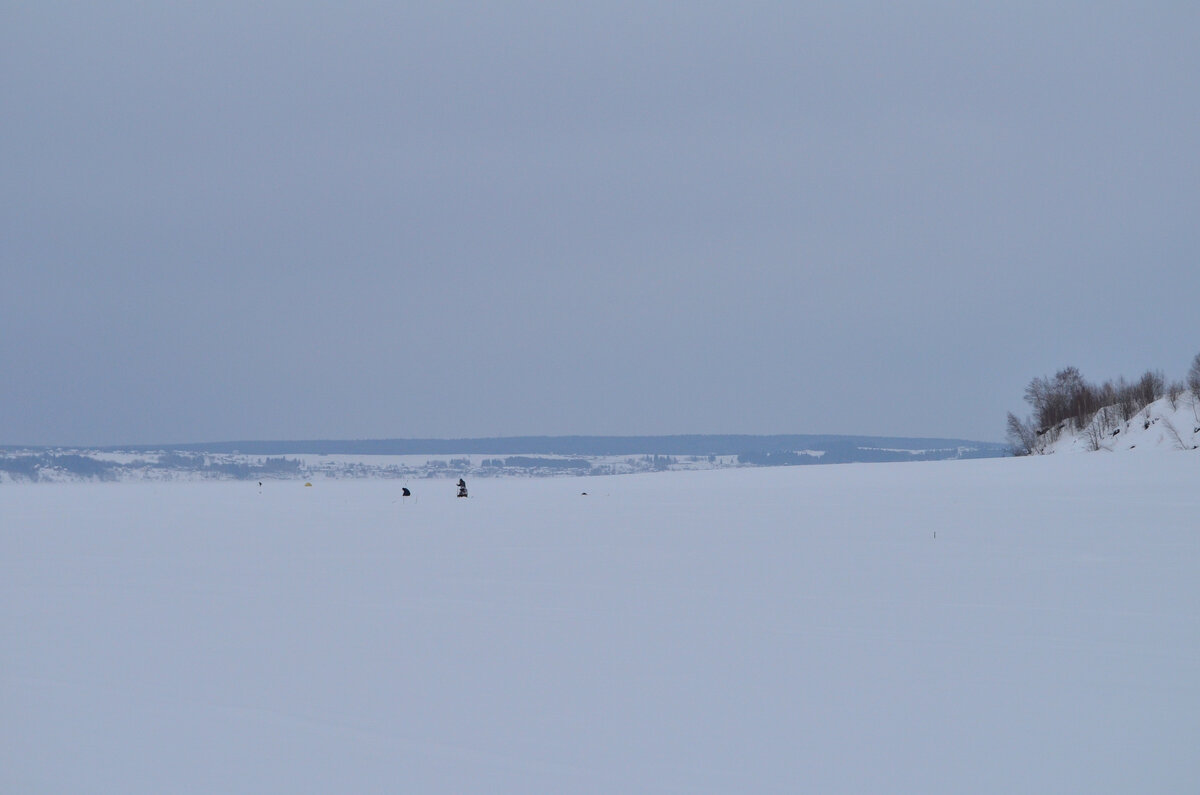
[3,433,1006,458]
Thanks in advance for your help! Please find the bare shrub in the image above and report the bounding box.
[1160,416,1190,451]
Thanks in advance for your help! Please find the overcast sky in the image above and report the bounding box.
[3,2,1198,446]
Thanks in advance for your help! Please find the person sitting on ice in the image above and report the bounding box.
[456,478,468,498]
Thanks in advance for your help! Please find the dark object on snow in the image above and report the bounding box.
[401,487,411,497]
[457,479,468,498]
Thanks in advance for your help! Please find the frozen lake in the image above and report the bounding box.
[3,454,1198,792]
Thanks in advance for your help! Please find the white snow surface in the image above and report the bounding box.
[3,454,1198,793]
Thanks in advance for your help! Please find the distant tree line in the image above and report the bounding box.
[481,457,593,471]
[737,443,997,467]
[0,454,121,481]
[0,453,302,482]
[155,453,302,477]
[132,433,1002,458]
[737,451,819,466]
[1007,351,1200,455]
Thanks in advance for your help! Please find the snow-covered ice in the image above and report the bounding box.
[3,453,1198,793]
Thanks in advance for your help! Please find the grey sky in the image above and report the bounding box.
[3,2,1198,446]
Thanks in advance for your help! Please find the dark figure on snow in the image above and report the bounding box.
[457,479,468,498]
[401,487,411,497]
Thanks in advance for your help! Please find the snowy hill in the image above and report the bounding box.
[1031,392,1200,454]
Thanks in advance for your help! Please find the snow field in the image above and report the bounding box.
[2,454,1198,793]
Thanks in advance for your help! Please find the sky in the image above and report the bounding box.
[3,2,1198,447]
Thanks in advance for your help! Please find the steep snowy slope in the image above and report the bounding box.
[1033,392,1200,454]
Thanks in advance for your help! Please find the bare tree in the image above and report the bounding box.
[1111,376,1136,421]
[1095,405,1118,435]
[1022,366,1105,432]
[1134,369,1165,407]
[1006,412,1037,456]
[1084,414,1108,451]
[1188,352,1200,422]
[1167,380,1184,410]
